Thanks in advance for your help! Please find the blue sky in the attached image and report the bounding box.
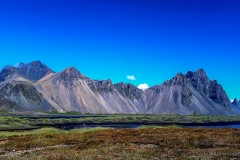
[0,0,239,99]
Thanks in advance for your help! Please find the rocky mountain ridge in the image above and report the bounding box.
[0,60,54,83]
[0,60,239,115]
[232,98,240,107]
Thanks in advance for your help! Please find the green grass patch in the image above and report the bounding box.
[1,115,240,131]
[137,124,181,129]
[69,127,111,133]
[0,127,111,138]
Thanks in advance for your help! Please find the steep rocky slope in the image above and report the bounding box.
[0,82,53,111]
[186,69,231,107]
[36,67,146,113]
[145,69,237,115]
[232,98,240,107]
[231,98,240,113]
[16,60,54,82]
[0,66,16,82]
[0,60,54,83]
[0,96,23,112]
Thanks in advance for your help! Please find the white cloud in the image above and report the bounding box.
[126,75,136,80]
[138,83,149,90]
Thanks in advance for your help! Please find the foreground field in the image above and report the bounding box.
[0,127,240,159]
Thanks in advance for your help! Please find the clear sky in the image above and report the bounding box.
[0,0,239,99]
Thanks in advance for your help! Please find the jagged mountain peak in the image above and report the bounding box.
[98,79,112,85]
[57,67,89,86]
[18,60,54,72]
[0,65,17,82]
[233,98,238,102]
[170,72,187,85]
[2,65,16,70]
[173,72,184,79]
[114,82,144,99]
[232,98,240,106]
[17,60,43,67]
[186,68,210,92]
[0,60,55,82]
[196,68,207,74]
[63,66,80,73]
[59,67,88,79]
[185,68,231,107]
[89,79,113,93]
[29,60,48,69]
[114,82,140,89]
[1,66,16,74]
[16,60,54,82]
[147,72,187,93]
[186,68,207,79]
[30,60,42,64]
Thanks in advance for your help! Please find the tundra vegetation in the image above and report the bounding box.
[0,114,240,159]
[0,127,240,159]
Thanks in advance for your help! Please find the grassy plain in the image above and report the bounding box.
[1,114,240,130]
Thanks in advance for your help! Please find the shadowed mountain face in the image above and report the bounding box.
[0,60,238,115]
[145,70,237,115]
[0,66,16,82]
[186,69,231,107]
[0,61,54,83]
[232,98,240,107]
[0,96,23,112]
[145,73,193,115]
[0,82,53,112]
[17,60,55,82]
[231,98,240,114]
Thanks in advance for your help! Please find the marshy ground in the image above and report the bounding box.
[0,127,240,159]
[2,114,240,130]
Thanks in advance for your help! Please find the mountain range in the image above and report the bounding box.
[0,60,239,115]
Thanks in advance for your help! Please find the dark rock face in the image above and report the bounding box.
[12,83,42,106]
[17,60,54,82]
[145,73,193,114]
[232,98,240,107]
[186,69,231,107]
[113,82,145,100]
[87,79,145,100]
[208,80,231,107]
[148,73,192,107]
[186,69,209,93]
[0,82,53,111]
[145,69,236,115]
[0,66,16,82]
[170,73,193,106]
[0,60,54,82]
[89,79,113,93]
[57,67,89,87]
[0,96,23,112]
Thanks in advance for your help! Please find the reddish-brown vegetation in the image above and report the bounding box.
[1,128,240,159]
